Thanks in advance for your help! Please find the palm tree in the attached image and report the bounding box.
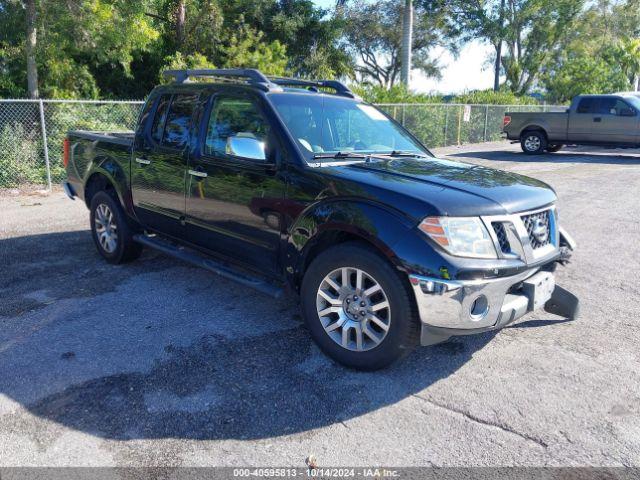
[616,39,640,91]
[621,39,640,91]
[400,0,413,87]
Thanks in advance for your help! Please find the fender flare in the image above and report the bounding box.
[83,155,131,213]
[287,198,415,281]
[519,124,548,139]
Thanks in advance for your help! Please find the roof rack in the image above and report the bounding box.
[162,68,359,99]
[162,69,276,91]
[268,77,360,99]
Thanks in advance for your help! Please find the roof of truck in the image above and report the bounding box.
[159,68,361,100]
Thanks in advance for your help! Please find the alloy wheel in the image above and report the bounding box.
[316,267,391,352]
[524,135,541,152]
[94,203,118,253]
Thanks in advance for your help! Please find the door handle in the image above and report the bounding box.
[593,117,602,122]
[135,157,151,165]
[188,169,208,178]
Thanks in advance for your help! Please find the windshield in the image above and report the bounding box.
[624,95,640,110]
[269,93,430,161]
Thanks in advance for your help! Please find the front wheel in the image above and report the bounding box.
[520,131,547,155]
[300,242,419,370]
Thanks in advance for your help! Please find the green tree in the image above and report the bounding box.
[542,49,630,102]
[148,0,349,79]
[619,38,640,90]
[0,0,159,98]
[265,0,352,78]
[500,0,584,94]
[159,51,216,83]
[434,0,584,95]
[221,18,288,75]
[540,0,639,101]
[0,0,350,99]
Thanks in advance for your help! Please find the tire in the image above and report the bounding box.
[300,242,419,370]
[90,191,142,264]
[520,131,547,155]
[546,144,563,153]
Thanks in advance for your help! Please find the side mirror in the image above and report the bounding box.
[619,108,636,117]
[226,135,266,160]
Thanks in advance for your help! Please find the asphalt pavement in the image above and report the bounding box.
[0,141,639,467]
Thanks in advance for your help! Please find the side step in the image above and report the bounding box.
[133,234,284,299]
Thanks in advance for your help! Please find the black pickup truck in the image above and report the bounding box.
[63,69,578,369]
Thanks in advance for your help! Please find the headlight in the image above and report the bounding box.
[418,216,497,259]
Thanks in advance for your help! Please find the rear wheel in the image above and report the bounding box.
[90,191,142,264]
[300,242,419,370]
[546,144,563,153]
[520,131,547,155]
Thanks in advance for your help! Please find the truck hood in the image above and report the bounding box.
[322,157,556,217]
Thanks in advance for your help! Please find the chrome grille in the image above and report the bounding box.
[492,222,510,253]
[521,210,551,249]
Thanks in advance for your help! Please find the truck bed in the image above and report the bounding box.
[68,130,134,146]
[503,111,569,142]
[65,130,135,201]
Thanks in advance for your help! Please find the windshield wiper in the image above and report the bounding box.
[375,150,429,158]
[312,151,369,160]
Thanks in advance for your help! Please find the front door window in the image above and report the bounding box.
[205,97,270,158]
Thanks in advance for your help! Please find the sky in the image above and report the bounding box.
[312,0,501,94]
[411,41,499,94]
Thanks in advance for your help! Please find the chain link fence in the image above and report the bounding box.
[377,103,566,149]
[0,99,143,190]
[0,99,564,190]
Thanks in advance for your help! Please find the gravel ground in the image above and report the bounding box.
[0,141,639,467]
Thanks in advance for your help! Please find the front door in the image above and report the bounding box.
[185,92,285,276]
[131,93,198,236]
[591,97,639,144]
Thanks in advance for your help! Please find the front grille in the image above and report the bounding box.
[492,222,510,253]
[521,210,551,249]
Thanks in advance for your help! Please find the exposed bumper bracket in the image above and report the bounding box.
[544,285,580,320]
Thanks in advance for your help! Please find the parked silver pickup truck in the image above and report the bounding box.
[503,94,640,154]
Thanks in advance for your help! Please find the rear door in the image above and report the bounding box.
[591,97,639,144]
[567,97,597,141]
[185,91,286,275]
[131,93,198,236]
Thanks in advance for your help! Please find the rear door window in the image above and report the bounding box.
[162,94,198,149]
[151,95,170,142]
[137,97,156,136]
[576,98,596,114]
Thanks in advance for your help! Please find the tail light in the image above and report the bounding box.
[63,138,70,167]
[503,115,512,128]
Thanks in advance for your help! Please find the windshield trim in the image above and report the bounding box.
[266,92,434,165]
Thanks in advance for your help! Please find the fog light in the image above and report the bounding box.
[470,295,489,320]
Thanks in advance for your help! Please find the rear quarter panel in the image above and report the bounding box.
[66,132,133,210]
[504,112,569,142]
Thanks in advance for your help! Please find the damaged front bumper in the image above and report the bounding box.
[408,237,579,346]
